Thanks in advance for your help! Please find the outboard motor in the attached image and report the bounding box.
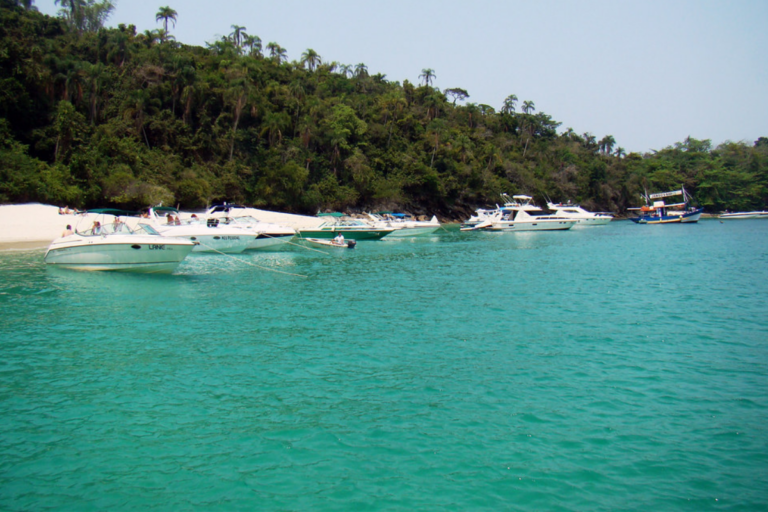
[346,240,357,249]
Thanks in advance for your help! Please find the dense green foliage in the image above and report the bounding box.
[1,1,767,216]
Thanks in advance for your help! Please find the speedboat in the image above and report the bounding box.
[205,204,296,249]
[144,207,257,253]
[303,238,357,249]
[364,212,441,237]
[296,214,394,240]
[718,211,768,219]
[44,209,195,273]
[629,187,703,224]
[546,201,613,226]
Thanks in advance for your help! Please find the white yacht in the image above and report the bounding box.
[461,193,543,231]
[365,212,441,237]
[718,211,768,219]
[487,195,577,232]
[546,201,613,226]
[44,209,195,273]
[205,204,296,249]
[144,207,256,253]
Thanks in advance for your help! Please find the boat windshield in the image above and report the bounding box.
[135,223,162,236]
[78,220,134,236]
[218,216,259,225]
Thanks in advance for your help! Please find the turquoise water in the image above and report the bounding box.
[1,220,767,510]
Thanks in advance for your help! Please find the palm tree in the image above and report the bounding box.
[266,42,287,64]
[339,64,353,78]
[599,135,616,155]
[300,49,321,71]
[354,63,368,78]
[615,147,626,159]
[419,68,436,86]
[155,6,177,41]
[521,100,535,114]
[230,25,247,50]
[501,94,518,114]
[243,35,262,57]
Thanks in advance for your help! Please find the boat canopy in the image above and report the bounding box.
[649,189,683,199]
[86,208,140,216]
[317,212,344,217]
[150,206,180,214]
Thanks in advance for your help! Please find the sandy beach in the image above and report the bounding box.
[0,203,322,250]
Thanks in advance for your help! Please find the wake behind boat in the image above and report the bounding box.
[44,209,195,273]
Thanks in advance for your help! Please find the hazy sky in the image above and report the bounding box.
[35,0,768,154]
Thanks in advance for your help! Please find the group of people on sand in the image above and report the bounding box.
[58,206,81,215]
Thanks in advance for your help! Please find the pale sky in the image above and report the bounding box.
[35,0,768,154]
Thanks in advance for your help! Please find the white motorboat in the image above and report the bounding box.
[483,195,577,231]
[205,204,296,249]
[546,201,613,226]
[718,211,768,219]
[461,193,543,231]
[365,212,441,237]
[44,209,195,273]
[303,238,357,249]
[144,207,257,253]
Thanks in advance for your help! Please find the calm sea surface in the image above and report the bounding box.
[1,220,767,511]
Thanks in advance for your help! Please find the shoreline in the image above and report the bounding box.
[0,203,324,251]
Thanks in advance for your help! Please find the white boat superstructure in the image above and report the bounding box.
[365,212,441,237]
[44,210,195,273]
[546,201,613,226]
[487,207,577,232]
[204,205,296,249]
[145,207,256,253]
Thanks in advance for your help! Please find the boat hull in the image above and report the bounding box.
[158,232,255,253]
[384,225,441,237]
[631,208,704,224]
[303,238,356,249]
[296,229,392,240]
[44,239,194,273]
[719,211,768,219]
[488,220,576,231]
[247,234,294,250]
[570,217,613,226]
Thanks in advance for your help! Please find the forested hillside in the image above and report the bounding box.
[1,1,766,217]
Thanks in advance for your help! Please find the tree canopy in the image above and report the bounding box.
[0,2,766,217]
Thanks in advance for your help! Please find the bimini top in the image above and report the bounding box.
[86,208,140,216]
[317,212,345,217]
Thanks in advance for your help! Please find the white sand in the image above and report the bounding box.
[0,203,323,249]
